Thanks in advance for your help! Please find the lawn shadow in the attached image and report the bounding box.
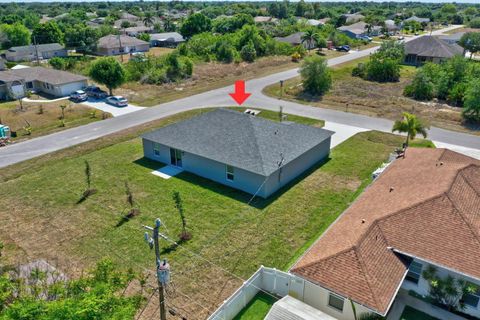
[133,156,331,210]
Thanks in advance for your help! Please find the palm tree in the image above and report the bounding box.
[143,12,155,27]
[163,16,176,32]
[301,30,320,51]
[392,112,429,146]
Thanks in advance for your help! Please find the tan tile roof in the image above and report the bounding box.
[291,148,480,315]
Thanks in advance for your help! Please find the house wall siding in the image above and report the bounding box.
[402,258,480,318]
[263,137,331,197]
[303,280,376,320]
[143,139,269,197]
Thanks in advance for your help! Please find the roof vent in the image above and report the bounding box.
[361,219,366,224]
[389,187,394,192]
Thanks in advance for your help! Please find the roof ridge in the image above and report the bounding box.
[459,165,480,197]
[445,191,480,245]
[291,246,357,272]
[245,113,268,176]
[352,243,381,310]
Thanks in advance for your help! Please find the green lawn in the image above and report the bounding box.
[400,306,439,320]
[0,109,432,316]
[234,292,277,320]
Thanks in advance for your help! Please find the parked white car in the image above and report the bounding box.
[106,96,128,107]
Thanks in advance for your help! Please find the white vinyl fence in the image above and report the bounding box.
[208,266,305,320]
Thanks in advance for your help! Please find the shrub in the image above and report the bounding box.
[240,41,257,62]
[215,41,236,63]
[404,70,434,101]
[352,62,366,78]
[469,17,480,28]
[300,55,332,96]
[463,80,480,122]
[365,57,400,82]
[49,57,66,70]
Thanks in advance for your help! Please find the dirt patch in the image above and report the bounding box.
[302,171,361,192]
[118,56,298,106]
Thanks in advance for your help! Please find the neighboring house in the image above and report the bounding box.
[404,15,430,24]
[439,32,466,44]
[341,13,365,24]
[337,21,381,39]
[404,35,464,66]
[384,19,400,33]
[142,109,334,198]
[95,35,150,56]
[122,26,153,37]
[0,59,6,71]
[254,16,278,24]
[4,43,67,62]
[0,66,87,100]
[274,32,316,50]
[288,148,480,320]
[150,32,185,47]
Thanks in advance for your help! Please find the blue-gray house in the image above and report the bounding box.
[142,109,334,198]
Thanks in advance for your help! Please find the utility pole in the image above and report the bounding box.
[143,218,169,320]
[118,33,124,63]
[33,36,40,66]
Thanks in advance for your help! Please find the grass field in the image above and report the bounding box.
[0,99,110,141]
[233,292,277,320]
[263,57,477,135]
[0,109,433,318]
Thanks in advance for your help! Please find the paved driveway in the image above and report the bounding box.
[82,99,145,117]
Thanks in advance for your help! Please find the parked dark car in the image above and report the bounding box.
[336,45,351,52]
[70,90,88,102]
[85,86,107,99]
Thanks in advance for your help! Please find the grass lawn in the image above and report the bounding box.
[0,99,110,141]
[400,306,439,320]
[233,292,277,320]
[263,55,476,136]
[0,108,432,318]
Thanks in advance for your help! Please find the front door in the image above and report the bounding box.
[170,148,182,167]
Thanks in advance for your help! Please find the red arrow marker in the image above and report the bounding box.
[229,80,251,105]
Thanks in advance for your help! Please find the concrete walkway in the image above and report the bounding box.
[22,96,70,103]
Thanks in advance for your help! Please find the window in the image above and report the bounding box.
[153,143,160,156]
[226,165,234,181]
[26,82,33,89]
[328,293,344,312]
[406,261,423,284]
[463,283,480,308]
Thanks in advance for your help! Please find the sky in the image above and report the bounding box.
[3,0,480,3]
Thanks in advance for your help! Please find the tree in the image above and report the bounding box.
[31,21,63,44]
[180,13,212,38]
[301,29,320,51]
[89,57,127,96]
[377,40,405,61]
[172,191,191,241]
[463,80,480,122]
[163,17,176,32]
[392,112,429,146]
[64,25,100,53]
[300,55,332,96]
[143,11,155,27]
[404,70,434,101]
[459,32,480,59]
[0,23,30,48]
[365,54,401,83]
[215,41,236,63]
[240,41,257,62]
[295,0,309,17]
[137,33,150,42]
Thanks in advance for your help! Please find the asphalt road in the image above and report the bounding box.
[1,25,477,169]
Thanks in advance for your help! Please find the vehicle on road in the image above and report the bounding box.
[85,86,108,99]
[358,36,372,42]
[106,96,128,107]
[336,45,351,52]
[70,90,88,102]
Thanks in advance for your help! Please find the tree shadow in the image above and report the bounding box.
[115,209,140,228]
[133,156,331,210]
[76,189,97,204]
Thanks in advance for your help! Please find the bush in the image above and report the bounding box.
[215,41,236,63]
[463,80,480,122]
[404,70,434,101]
[469,17,480,28]
[240,41,257,62]
[352,62,366,78]
[365,57,400,82]
[300,55,332,96]
[49,56,66,70]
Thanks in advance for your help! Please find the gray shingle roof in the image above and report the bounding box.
[142,109,334,176]
[0,67,87,85]
[8,43,64,55]
[275,32,305,45]
[150,32,184,42]
[97,35,149,49]
[405,36,464,58]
